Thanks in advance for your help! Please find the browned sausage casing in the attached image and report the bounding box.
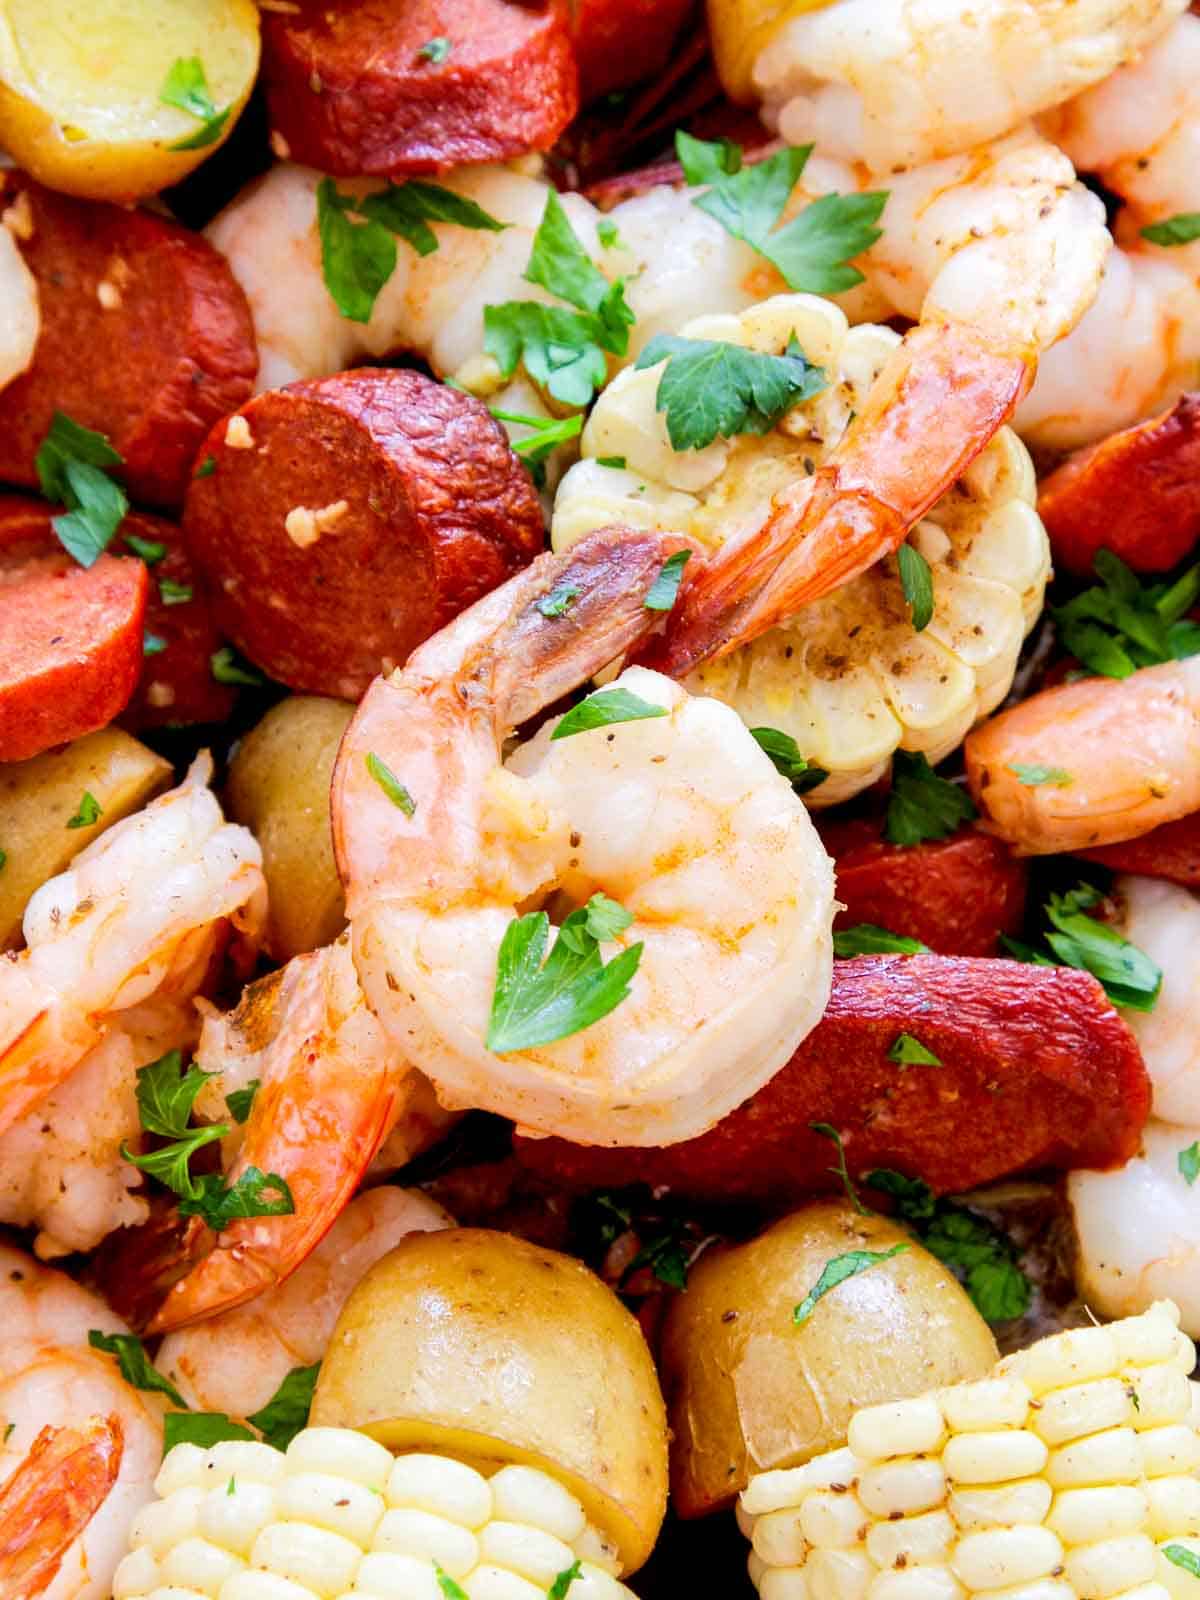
[0,176,257,509]
[182,368,546,698]
[515,956,1151,1201]
[260,0,578,177]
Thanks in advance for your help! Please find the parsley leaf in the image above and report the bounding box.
[1165,1546,1200,1579]
[419,36,452,63]
[164,1412,255,1452]
[1007,763,1073,788]
[490,407,582,488]
[1140,213,1200,247]
[160,56,230,150]
[436,1564,470,1598]
[809,1122,868,1215]
[596,455,626,469]
[677,133,887,294]
[1180,1142,1200,1186]
[124,532,166,564]
[34,412,128,567]
[644,549,691,612]
[133,1050,216,1139]
[210,646,266,686]
[0,850,6,873]
[634,332,826,451]
[552,686,668,739]
[1053,549,1200,678]
[360,180,506,258]
[246,1363,320,1451]
[87,1331,187,1409]
[886,1032,943,1068]
[194,455,216,479]
[536,581,581,618]
[596,219,623,249]
[1042,884,1162,1012]
[623,1220,693,1291]
[897,544,933,632]
[144,631,167,656]
[122,1124,226,1199]
[158,576,192,606]
[226,1079,260,1126]
[66,791,102,830]
[486,895,642,1054]
[366,752,416,818]
[548,1560,583,1599]
[833,924,930,957]
[750,726,829,794]
[178,1166,295,1231]
[793,1245,908,1325]
[885,750,977,845]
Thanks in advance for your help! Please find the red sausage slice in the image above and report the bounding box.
[260,0,578,176]
[1077,810,1200,888]
[820,818,1028,956]
[569,0,694,101]
[182,368,546,698]
[0,175,257,510]
[515,956,1151,1201]
[1038,394,1200,576]
[0,498,148,762]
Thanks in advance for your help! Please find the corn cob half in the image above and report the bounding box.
[740,1300,1200,1600]
[112,1428,635,1600]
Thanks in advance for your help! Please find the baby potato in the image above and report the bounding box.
[661,1200,997,1517]
[312,1228,669,1574]
[225,695,352,963]
[0,0,260,203]
[0,726,171,949]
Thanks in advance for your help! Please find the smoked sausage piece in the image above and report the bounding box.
[515,956,1151,1201]
[0,498,148,762]
[0,175,257,510]
[820,818,1028,956]
[1077,810,1200,889]
[570,0,695,102]
[1038,394,1200,576]
[260,0,578,177]
[182,368,546,698]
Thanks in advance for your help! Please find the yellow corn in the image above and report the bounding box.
[112,1428,634,1600]
[740,1301,1200,1600]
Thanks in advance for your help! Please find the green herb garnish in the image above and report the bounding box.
[897,544,933,632]
[366,752,416,818]
[884,750,976,846]
[35,412,128,568]
[634,331,825,451]
[552,686,668,740]
[793,1245,908,1325]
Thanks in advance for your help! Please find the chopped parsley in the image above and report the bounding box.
[644,549,691,612]
[536,581,581,618]
[0,849,6,873]
[809,1122,869,1215]
[596,455,626,469]
[34,412,128,568]
[246,1363,320,1451]
[1179,1141,1200,1187]
[124,532,166,564]
[897,543,933,632]
[160,56,231,150]
[490,407,583,488]
[884,750,977,846]
[210,646,266,686]
[1053,549,1200,678]
[750,726,829,794]
[419,36,452,63]
[596,219,623,250]
[548,1560,583,1598]
[66,791,102,830]
[793,1245,908,1326]
[366,751,416,818]
[1002,882,1162,1012]
[833,924,930,957]
[1140,214,1200,247]
[436,1567,469,1600]
[226,1079,260,1125]
[1007,763,1073,788]
[144,631,167,656]
[194,455,216,479]
[1164,1545,1200,1579]
[634,331,826,451]
[552,686,668,739]
[886,1032,943,1068]
[87,1331,188,1408]
[158,576,193,606]
[164,1413,255,1451]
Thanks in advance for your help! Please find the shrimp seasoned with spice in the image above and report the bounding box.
[332,525,836,1148]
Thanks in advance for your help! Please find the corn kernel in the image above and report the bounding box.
[806,1546,874,1600]
[156,1446,208,1497]
[969,1583,1074,1600]
[858,1458,947,1517]
[1169,1333,1197,1374]
[800,1491,870,1551]
[1062,1534,1157,1597]
[754,1508,812,1566]
[1126,1369,1193,1430]
[281,1429,391,1490]
[250,1520,362,1597]
[278,1473,384,1548]
[142,1588,210,1599]
[198,1479,277,1558]
[222,1576,319,1600]
[1110,1308,1180,1368]
[1033,1382,1135,1447]
[489,1465,587,1544]
[387,1454,493,1528]
[113,1547,162,1599]
[868,1569,965,1600]
[131,1488,204,1557]
[352,1551,442,1598]
[746,1456,859,1517]
[944,1432,1049,1486]
[849,1397,946,1462]
[940,1381,1032,1435]
[866,1509,955,1568]
[202,1442,287,1489]
[1046,1428,1142,1489]
[1146,1478,1200,1539]
[1047,1486,1150,1543]
[556,1566,634,1600]
[160,1534,245,1596]
[1141,1427,1200,1478]
[761,1572,813,1600]
[373,1507,478,1576]
[477,1519,577,1585]
[1111,1586,1171,1600]
[951,1526,1064,1590]
[950,1482,1055,1532]
[999,1328,1118,1397]
[463,1565,545,1599]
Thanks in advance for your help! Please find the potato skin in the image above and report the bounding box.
[0,727,171,949]
[225,696,353,962]
[312,1227,668,1573]
[661,1202,997,1517]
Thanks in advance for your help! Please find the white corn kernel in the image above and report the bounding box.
[1033,1381,1134,1446]
[142,1588,209,1599]
[131,1488,204,1557]
[250,1520,361,1597]
[222,1576,319,1600]
[1110,1586,1170,1600]
[156,1445,208,1497]
[203,1442,287,1489]
[1063,1533,1158,1597]
[1047,1486,1150,1543]
[287,1429,393,1490]
[944,1431,1049,1485]
[950,1481,1054,1532]
[754,1507,811,1566]
[762,1570,813,1600]
[548,1565,630,1600]
[849,1397,946,1462]
[198,1478,277,1557]
[868,1569,965,1600]
[1146,1477,1200,1539]
[352,1551,442,1598]
[806,1546,874,1600]
[373,1508,478,1575]
[738,1501,758,1540]
[969,1583,1074,1600]
[113,1546,162,1598]
[488,1465,586,1543]
[278,1473,383,1546]
[463,1565,545,1599]
[940,1380,1032,1434]
[387,1454,493,1528]
[1142,1427,1200,1478]
[749,1549,767,1587]
[800,1491,869,1551]
[1169,1332,1197,1373]
[866,1508,955,1568]
[951,1526,1064,1589]
[477,1519,576,1585]
[744,1454,860,1517]
[999,1328,1118,1396]
[1111,1308,1182,1367]
[572,1522,623,1576]
[1047,1428,1142,1489]
[858,1458,947,1517]
[1126,1368,1193,1430]
[160,1535,245,1595]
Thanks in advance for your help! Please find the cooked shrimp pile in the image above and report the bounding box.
[3,1,1200,1595]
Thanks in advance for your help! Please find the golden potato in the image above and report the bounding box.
[0,726,171,949]
[225,696,352,963]
[661,1200,997,1517]
[706,0,835,101]
[0,0,260,203]
[312,1228,669,1574]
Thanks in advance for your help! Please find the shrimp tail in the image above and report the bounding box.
[0,1416,123,1599]
[640,323,1033,677]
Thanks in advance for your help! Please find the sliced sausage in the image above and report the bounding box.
[182,368,546,698]
[1038,394,1200,576]
[117,510,236,733]
[0,175,257,509]
[0,498,148,762]
[1077,810,1200,888]
[515,956,1151,1202]
[820,818,1028,956]
[260,0,578,177]
[569,0,694,102]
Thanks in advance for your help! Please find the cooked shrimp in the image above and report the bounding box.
[965,656,1200,854]
[718,0,1184,171]
[0,220,37,391]
[147,935,456,1334]
[0,1244,164,1600]
[1017,12,1200,448]
[332,525,835,1147]
[555,293,1049,804]
[0,754,265,1138]
[0,1417,122,1600]
[1109,875,1200,1125]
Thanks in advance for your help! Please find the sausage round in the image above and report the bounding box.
[0,175,257,510]
[569,0,694,101]
[1077,811,1200,889]
[0,498,148,762]
[260,0,578,176]
[182,368,547,698]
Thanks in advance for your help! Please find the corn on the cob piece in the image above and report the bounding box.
[551,292,1050,808]
[111,1428,635,1600]
[740,1301,1200,1600]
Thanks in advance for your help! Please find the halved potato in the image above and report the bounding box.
[660,1200,998,1517]
[0,0,261,203]
[0,726,171,948]
[312,1228,669,1574]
